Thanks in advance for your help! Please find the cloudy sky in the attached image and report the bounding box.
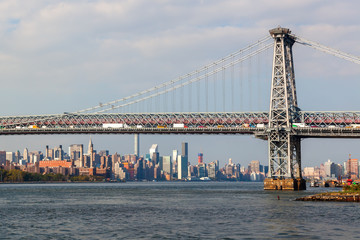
[0,0,359,167]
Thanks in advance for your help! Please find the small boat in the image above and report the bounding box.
[310,181,319,187]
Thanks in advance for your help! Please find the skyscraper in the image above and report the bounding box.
[324,159,334,177]
[162,156,172,175]
[198,153,203,164]
[177,155,188,180]
[250,160,260,173]
[53,145,63,160]
[149,144,158,159]
[23,148,28,162]
[88,137,93,155]
[6,152,15,163]
[0,151,7,165]
[197,163,206,178]
[149,144,159,164]
[134,134,140,157]
[182,142,188,157]
[178,142,188,179]
[88,138,94,167]
[207,161,219,180]
[69,144,83,160]
[172,150,178,164]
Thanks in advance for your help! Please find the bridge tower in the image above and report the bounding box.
[264,27,306,190]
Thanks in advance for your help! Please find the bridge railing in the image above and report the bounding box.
[0,112,269,129]
[300,111,360,128]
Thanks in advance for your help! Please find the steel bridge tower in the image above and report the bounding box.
[264,27,306,190]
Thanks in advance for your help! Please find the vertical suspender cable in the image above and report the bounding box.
[239,61,243,111]
[205,67,209,112]
[257,50,261,111]
[173,82,176,112]
[248,56,252,111]
[231,57,234,112]
[164,85,167,112]
[189,81,192,112]
[181,81,184,112]
[197,75,200,113]
[222,67,225,112]
[214,66,217,112]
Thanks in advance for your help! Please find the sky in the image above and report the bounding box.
[0,0,360,167]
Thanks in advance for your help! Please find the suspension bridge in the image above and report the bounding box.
[1,27,359,190]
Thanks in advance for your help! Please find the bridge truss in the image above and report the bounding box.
[1,111,360,136]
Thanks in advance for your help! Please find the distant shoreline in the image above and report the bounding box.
[0,181,105,184]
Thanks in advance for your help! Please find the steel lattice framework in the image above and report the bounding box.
[267,27,301,179]
[1,111,360,136]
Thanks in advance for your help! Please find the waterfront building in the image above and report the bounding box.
[114,162,127,180]
[188,165,197,177]
[324,159,334,178]
[334,164,343,178]
[0,151,6,165]
[172,150,178,175]
[39,160,73,168]
[154,164,161,180]
[134,158,145,180]
[162,156,172,176]
[250,160,260,173]
[303,167,315,178]
[225,163,234,176]
[207,161,218,180]
[319,164,326,179]
[234,163,241,179]
[197,163,206,178]
[146,161,154,180]
[6,152,15,163]
[347,155,359,179]
[177,155,188,180]
[123,162,135,180]
[250,172,260,181]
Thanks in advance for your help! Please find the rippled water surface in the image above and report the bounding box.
[0,182,359,239]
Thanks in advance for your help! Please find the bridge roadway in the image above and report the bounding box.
[0,111,360,138]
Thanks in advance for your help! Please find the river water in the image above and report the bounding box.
[0,182,359,239]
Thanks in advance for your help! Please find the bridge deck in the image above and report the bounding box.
[0,111,360,138]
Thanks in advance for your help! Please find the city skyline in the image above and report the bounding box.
[4,136,358,183]
[2,136,358,168]
[0,1,359,168]
[1,138,268,182]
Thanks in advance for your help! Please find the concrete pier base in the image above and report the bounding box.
[264,178,306,190]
